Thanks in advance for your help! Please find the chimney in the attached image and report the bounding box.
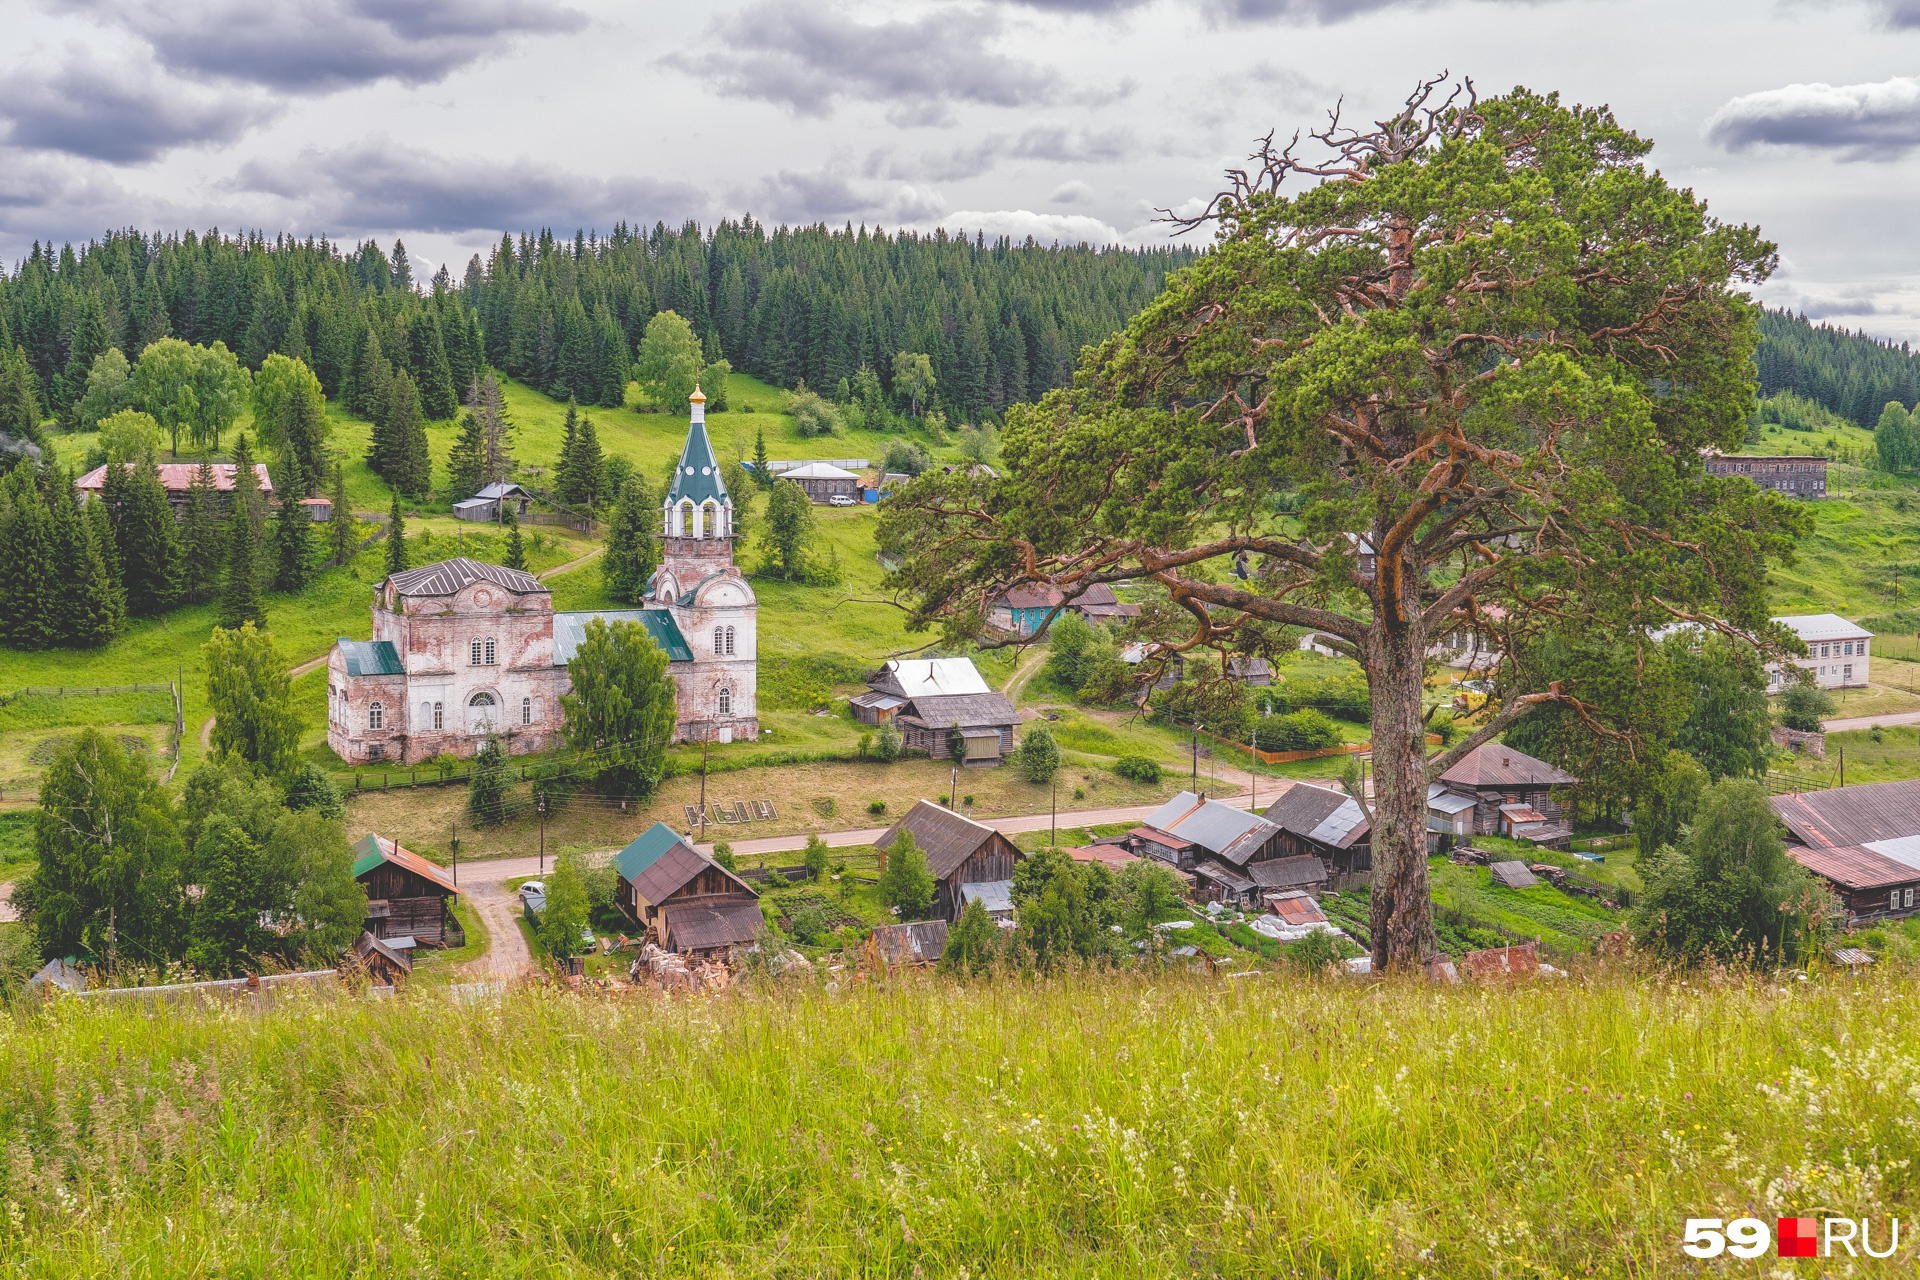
[1502,756,1510,768]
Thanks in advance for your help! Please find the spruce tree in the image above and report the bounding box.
[219,498,266,631]
[753,424,772,488]
[58,293,112,420]
[502,506,528,571]
[0,469,57,649]
[120,455,180,616]
[446,408,485,499]
[566,411,604,510]
[0,346,46,447]
[85,492,124,620]
[386,371,431,497]
[601,472,660,603]
[53,474,123,645]
[554,399,580,499]
[271,456,313,592]
[326,463,356,565]
[179,460,222,605]
[229,432,266,539]
[385,491,408,577]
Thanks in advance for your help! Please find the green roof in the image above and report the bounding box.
[667,417,729,507]
[613,822,690,881]
[552,610,693,664]
[351,832,385,878]
[339,638,404,676]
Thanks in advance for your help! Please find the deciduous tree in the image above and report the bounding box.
[635,310,702,411]
[558,617,678,799]
[205,622,299,776]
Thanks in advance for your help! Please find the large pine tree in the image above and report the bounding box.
[51,473,124,645]
[271,456,312,592]
[0,468,58,649]
[385,371,432,497]
[385,491,408,577]
[446,408,486,499]
[326,463,356,565]
[601,472,660,603]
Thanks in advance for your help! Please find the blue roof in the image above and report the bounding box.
[551,610,694,664]
[338,638,404,676]
[667,416,729,507]
[613,822,691,881]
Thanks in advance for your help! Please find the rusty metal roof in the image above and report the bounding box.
[1267,892,1329,927]
[661,895,765,951]
[1438,743,1578,789]
[875,800,1004,879]
[1127,825,1193,851]
[1788,843,1920,891]
[1772,781,1920,849]
[351,833,459,896]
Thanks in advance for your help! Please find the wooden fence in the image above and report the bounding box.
[8,683,173,698]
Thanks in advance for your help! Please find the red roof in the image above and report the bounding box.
[1267,891,1328,926]
[76,462,273,494]
[1065,844,1139,868]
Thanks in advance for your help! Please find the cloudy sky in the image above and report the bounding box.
[4,0,1919,338]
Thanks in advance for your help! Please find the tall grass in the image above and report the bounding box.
[2,969,1915,1276]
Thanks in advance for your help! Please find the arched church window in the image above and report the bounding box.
[724,625,736,655]
[484,637,496,665]
[713,627,725,655]
[471,638,483,666]
[718,687,732,715]
[368,702,383,730]
[522,696,532,725]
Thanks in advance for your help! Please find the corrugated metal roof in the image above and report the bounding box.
[1863,834,1920,871]
[613,823,752,903]
[1268,892,1329,927]
[850,691,906,710]
[552,609,694,664]
[1264,782,1370,850]
[351,833,459,896]
[1194,861,1255,893]
[1438,743,1579,789]
[996,582,1123,610]
[1772,780,1920,849]
[662,895,764,951]
[899,691,1018,728]
[1128,826,1193,851]
[1306,796,1369,849]
[781,462,861,480]
[1773,613,1873,642]
[1487,861,1539,889]
[1500,805,1550,824]
[961,880,1016,913]
[76,461,272,493]
[872,658,991,697]
[1141,791,1281,866]
[474,482,532,500]
[1145,791,1209,832]
[385,557,547,598]
[1427,784,1478,815]
[1790,843,1920,891]
[338,638,404,676]
[871,920,949,964]
[1249,856,1327,889]
[875,800,1002,879]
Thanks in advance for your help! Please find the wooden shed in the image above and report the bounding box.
[873,800,1024,922]
[612,822,764,958]
[351,930,413,986]
[352,833,459,945]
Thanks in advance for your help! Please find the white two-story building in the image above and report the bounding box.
[1769,614,1873,691]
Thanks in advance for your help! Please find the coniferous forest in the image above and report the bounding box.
[1756,307,1920,428]
[0,221,1199,439]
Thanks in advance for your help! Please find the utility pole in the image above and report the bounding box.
[537,794,547,876]
[1192,721,1202,785]
[949,760,959,811]
[449,822,459,888]
[1050,771,1058,850]
[699,732,711,843]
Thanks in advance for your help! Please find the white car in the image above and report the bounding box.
[828,494,857,507]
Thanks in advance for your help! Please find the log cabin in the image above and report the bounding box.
[351,833,459,946]
[873,800,1024,922]
[612,822,765,959]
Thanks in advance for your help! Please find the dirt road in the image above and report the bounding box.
[461,878,533,978]
[1823,709,1920,734]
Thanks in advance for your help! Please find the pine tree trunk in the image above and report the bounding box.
[1364,613,1436,972]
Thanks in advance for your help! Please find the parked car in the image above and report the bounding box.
[828,494,857,507]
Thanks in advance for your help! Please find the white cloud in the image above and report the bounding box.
[1706,76,1920,161]
[925,208,1125,244]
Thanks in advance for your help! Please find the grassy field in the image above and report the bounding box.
[4,970,1915,1277]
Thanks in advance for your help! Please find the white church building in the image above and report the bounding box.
[326,387,759,764]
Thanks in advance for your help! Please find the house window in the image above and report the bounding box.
[522,696,532,725]
[369,702,384,730]
[1843,641,1854,656]
[725,625,736,655]
[714,627,725,655]
[718,687,732,715]
[434,702,444,730]
[1845,664,1853,681]
[1895,890,1903,911]
[1907,888,1915,909]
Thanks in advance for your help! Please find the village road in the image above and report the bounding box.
[462,878,533,978]
[537,548,603,581]
[1822,709,1920,734]
[0,884,15,924]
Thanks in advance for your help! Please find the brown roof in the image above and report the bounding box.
[997,582,1124,610]
[353,833,459,897]
[1249,855,1328,889]
[875,800,1003,879]
[1128,826,1193,851]
[870,920,949,965]
[1488,861,1540,889]
[353,929,413,974]
[1438,743,1578,789]
[1500,806,1551,824]
[1771,780,1920,849]
[1789,844,1920,891]
[1194,861,1255,892]
[1065,844,1139,869]
[624,838,752,906]
[76,461,273,494]
[661,895,765,952]
[1458,940,1539,979]
[899,691,1018,729]
[1267,891,1328,926]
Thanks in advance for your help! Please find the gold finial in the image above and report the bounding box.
[689,384,707,404]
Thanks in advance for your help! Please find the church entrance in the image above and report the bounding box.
[467,691,497,735]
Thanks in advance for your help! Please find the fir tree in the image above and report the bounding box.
[446,408,485,499]
[472,371,515,485]
[52,473,124,645]
[601,472,660,603]
[271,456,313,592]
[0,346,46,447]
[385,491,408,577]
[179,460,222,605]
[752,424,772,488]
[381,371,430,497]
[553,399,580,500]
[390,239,413,292]
[58,293,112,419]
[219,497,267,631]
[0,468,57,649]
[326,463,356,565]
[566,411,604,509]
[119,455,180,617]
[502,506,528,571]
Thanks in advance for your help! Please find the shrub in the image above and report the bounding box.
[879,832,936,920]
[1779,681,1835,733]
[467,738,510,827]
[787,389,841,437]
[1254,709,1342,752]
[282,764,344,819]
[1012,724,1061,783]
[875,723,902,763]
[881,438,933,476]
[788,902,835,946]
[1114,755,1161,784]
[868,800,887,816]
[1285,928,1341,972]
[802,834,830,883]
[712,842,736,871]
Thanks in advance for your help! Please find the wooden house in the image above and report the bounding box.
[76,461,273,520]
[874,800,1024,922]
[990,583,1140,636]
[852,659,1018,762]
[1788,839,1920,924]
[351,930,413,986]
[1261,780,1372,882]
[351,833,459,945]
[452,481,535,522]
[612,822,764,959]
[1140,792,1288,872]
[1433,744,1576,848]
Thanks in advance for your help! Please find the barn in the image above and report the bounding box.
[352,833,460,946]
[613,822,765,959]
[874,800,1025,922]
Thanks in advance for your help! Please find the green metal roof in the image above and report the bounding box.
[552,610,694,664]
[339,638,404,676]
[351,833,385,878]
[667,416,730,507]
[613,822,689,881]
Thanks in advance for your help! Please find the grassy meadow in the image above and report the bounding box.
[5,969,1918,1278]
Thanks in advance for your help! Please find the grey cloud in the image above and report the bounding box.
[870,124,1137,182]
[233,139,703,233]
[1707,76,1920,161]
[742,168,888,223]
[0,52,273,162]
[64,0,587,93]
[1881,1,1920,28]
[1049,180,1094,203]
[676,5,1053,120]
